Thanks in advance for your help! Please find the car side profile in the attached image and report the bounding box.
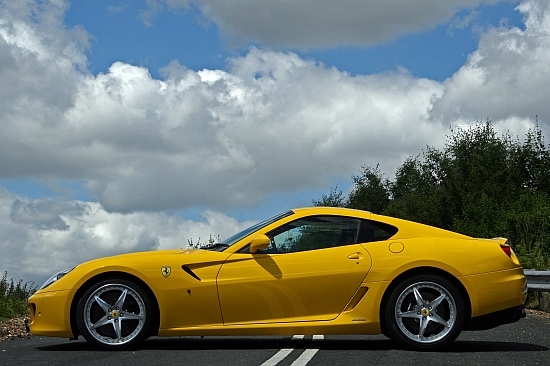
[27,207,527,351]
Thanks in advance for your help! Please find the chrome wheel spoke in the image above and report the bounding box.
[122,312,144,321]
[399,309,423,320]
[429,293,446,309]
[94,295,111,313]
[114,289,128,310]
[418,315,429,338]
[429,312,450,327]
[113,320,122,342]
[89,314,111,330]
[412,287,425,307]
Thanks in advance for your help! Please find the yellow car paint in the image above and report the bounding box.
[217,244,372,324]
[28,207,527,349]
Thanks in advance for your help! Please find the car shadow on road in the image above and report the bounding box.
[444,340,548,352]
[35,336,548,353]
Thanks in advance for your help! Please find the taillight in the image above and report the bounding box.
[500,244,512,258]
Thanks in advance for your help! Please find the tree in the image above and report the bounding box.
[512,124,550,194]
[441,121,518,237]
[314,120,550,268]
[385,150,447,228]
[312,187,346,207]
[347,165,390,213]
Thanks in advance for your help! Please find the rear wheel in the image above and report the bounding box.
[384,274,465,351]
[76,278,154,349]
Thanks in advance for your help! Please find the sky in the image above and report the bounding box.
[1,0,549,285]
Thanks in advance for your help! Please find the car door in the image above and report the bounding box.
[216,215,373,325]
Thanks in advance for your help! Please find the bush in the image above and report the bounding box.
[0,272,36,321]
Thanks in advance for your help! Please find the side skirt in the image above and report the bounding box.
[158,320,381,337]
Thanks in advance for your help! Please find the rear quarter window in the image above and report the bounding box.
[357,219,398,243]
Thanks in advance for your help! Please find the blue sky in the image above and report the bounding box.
[64,1,523,81]
[1,0,549,283]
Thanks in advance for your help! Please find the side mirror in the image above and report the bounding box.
[249,234,270,253]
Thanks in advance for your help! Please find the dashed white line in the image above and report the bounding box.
[260,335,324,366]
[260,335,304,366]
[290,335,324,366]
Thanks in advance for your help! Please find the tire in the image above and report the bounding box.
[76,278,155,349]
[384,274,465,351]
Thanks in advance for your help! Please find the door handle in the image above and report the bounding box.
[348,252,363,260]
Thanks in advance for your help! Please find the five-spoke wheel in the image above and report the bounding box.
[77,279,154,349]
[385,274,465,351]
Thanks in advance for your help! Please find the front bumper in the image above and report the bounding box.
[27,289,74,338]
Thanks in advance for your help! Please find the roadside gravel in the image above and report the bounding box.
[0,315,31,342]
[527,308,550,318]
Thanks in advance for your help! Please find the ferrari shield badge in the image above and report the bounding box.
[161,266,171,278]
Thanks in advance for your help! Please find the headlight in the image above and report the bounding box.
[39,267,75,290]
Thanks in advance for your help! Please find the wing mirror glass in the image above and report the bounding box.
[249,234,270,253]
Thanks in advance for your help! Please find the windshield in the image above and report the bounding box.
[220,210,294,249]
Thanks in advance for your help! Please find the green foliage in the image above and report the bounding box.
[512,125,550,193]
[0,272,36,320]
[385,150,448,227]
[312,166,391,213]
[312,186,346,207]
[347,165,391,213]
[506,192,550,269]
[316,120,550,269]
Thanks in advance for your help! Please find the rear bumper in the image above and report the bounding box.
[466,304,526,331]
[462,267,527,317]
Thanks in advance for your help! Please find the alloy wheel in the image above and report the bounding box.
[82,283,147,346]
[394,281,457,344]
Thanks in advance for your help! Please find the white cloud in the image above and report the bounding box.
[83,55,446,211]
[0,187,252,285]
[162,0,503,49]
[431,0,550,135]
[0,1,448,213]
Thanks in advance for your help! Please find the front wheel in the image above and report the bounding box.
[384,274,465,351]
[76,278,155,349]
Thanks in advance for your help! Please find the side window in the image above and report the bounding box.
[263,216,362,253]
[356,219,399,243]
[257,216,399,254]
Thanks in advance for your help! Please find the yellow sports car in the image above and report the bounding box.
[27,207,527,351]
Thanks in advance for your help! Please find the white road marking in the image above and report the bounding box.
[260,335,304,366]
[290,335,324,366]
[260,335,324,366]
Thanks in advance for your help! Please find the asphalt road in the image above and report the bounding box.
[1,313,549,366]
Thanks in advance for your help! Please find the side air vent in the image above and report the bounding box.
[343,287,368,312]
[181,265,201,281]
